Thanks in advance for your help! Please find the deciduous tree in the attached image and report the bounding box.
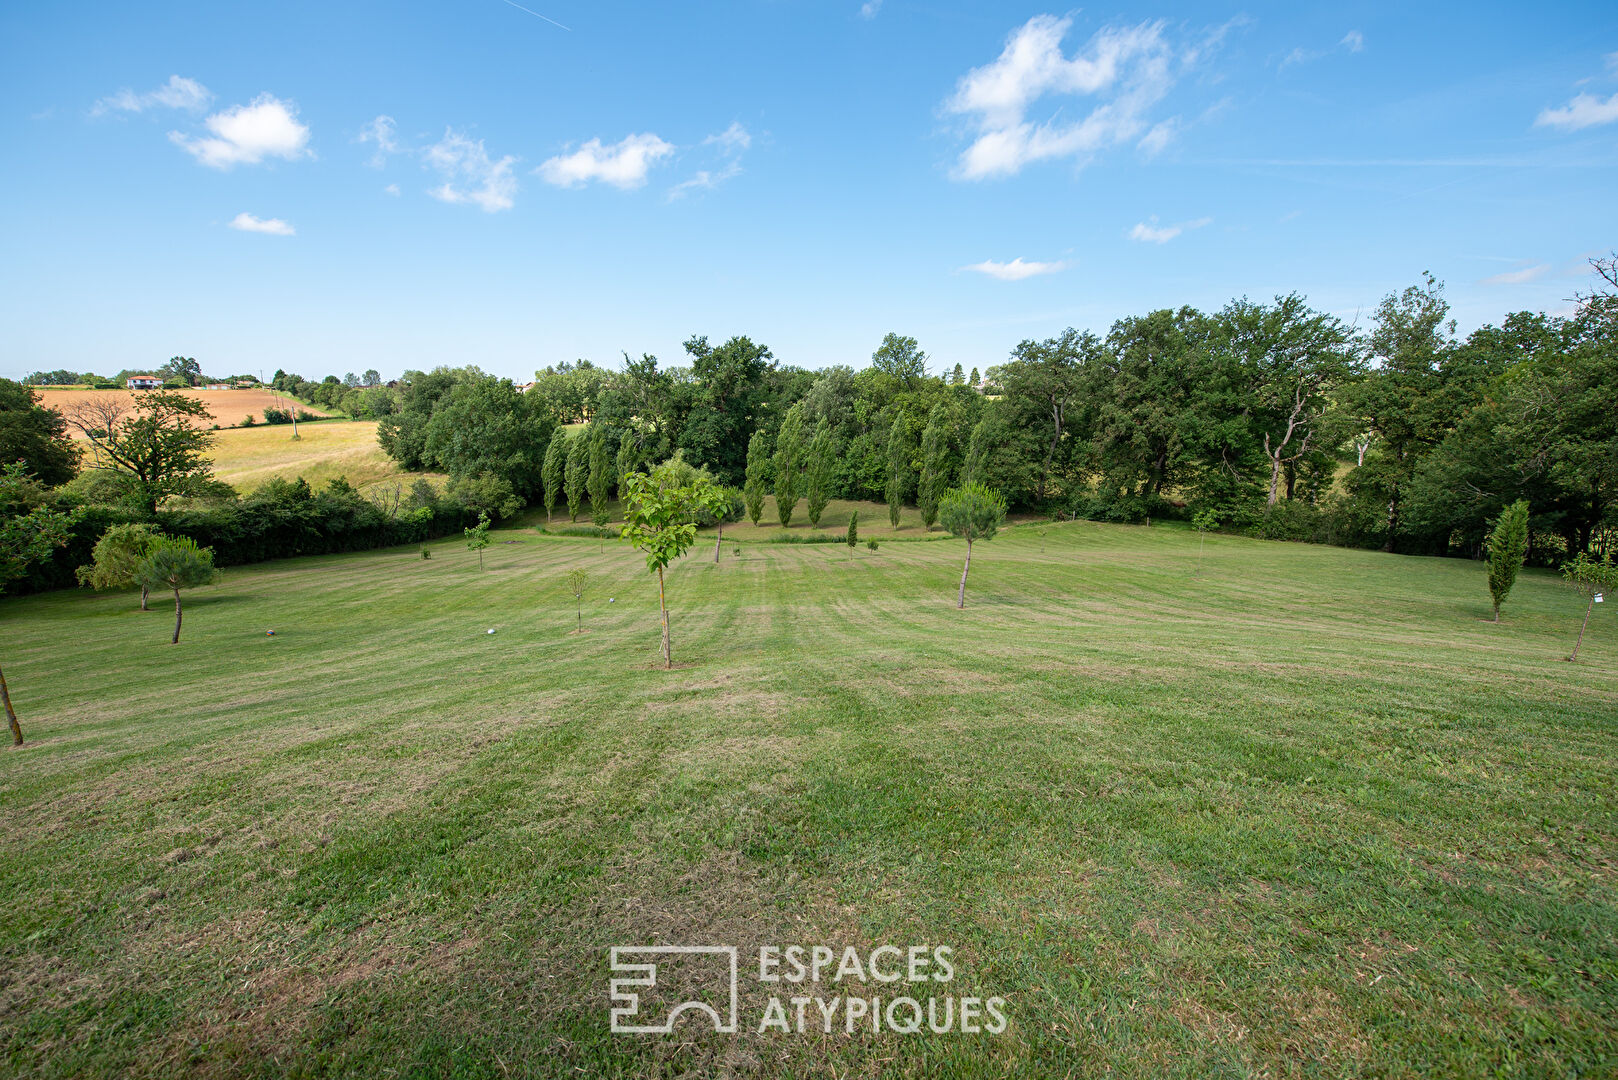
[619,461,721,668]
[61,390,218,513]
[542,428,568,521]
[805,418,833,527]
[774,405,806,527]
[1561,553,1617,661]
[565,430,587,522]
[76,522,163,610]
[743,429,768,526]
[918,404,948,529]
[465,511,492,568]
[939,483,1006,609]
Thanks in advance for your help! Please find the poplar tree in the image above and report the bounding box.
[804,418,833,527]
[565,429,587,522]
[542,427,568,521]
[743,429,768,526]
[885,417,909,529]
[1485,499,1529,622]
[962,418,987,486]
[774,405,806,527]
[587,425,612,528]
[846,511,858,560]
[917,404,948,530]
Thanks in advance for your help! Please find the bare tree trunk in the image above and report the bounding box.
[1267,452,1282,506]
[2,663,22,746]
[1492,598,1500,623]
[171,590,183,644]
[140,586,148,611]
[658,566,671,668]
[1570,595,1594,661]
[957,539,972,609]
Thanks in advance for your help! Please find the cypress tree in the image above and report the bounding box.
[846,511,858,560]
[743,429,768,525]
[565,429,587,522]
[1486,499,1530,622]
[918,403,948,530]
[542,428,568,521]
[774,405,806,527]
[805,418,833,527]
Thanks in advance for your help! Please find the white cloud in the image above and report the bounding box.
[1340,30,1365,53]
[384,183,400,196]
[537,133,674,189]
[94,75,212,116]
[860,0,882,18]
[170,94,311,168]
[424,129,517,212]
[1137,118,1178,156]
[1607,51,1618,74]
[703,122,751,154]
[1481,264,1550,285]
[1128,216,1210,244]
[1536,90,1618,131]
[945,15,1181,180]
[358,115,398,167]
[1278,46,1319,70]
[228,212,295,236]
[961,257,1069,280]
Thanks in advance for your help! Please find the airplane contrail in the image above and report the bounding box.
[496,0,570,31]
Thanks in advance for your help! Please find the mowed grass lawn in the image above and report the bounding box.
[1,522,1615,1078]
[207,421,436,496]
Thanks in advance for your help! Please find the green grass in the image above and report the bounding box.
[1,521,1614,1078]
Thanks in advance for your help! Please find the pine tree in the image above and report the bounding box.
[917,403,948,530]
[774,405,806,527]
[805,418,833,527]
[743,429,768,525]
[565,430,587,522]
[542,428,568,521]
[1485,499,1530,622]
[951,362,964,385]
[968,367,980,388]
[886,416,908,529]
[587,425,612,528]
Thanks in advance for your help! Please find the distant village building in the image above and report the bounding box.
[204,383,231,390]
[126,375,162,390]
[516,381,536,394]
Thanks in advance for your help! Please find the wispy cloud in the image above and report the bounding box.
[538,133,675,189]
[93,75,212,116]
[384,183,400,196]
[1481,264,1550,285]
[424,129,517,211]
[170,94,311,168]
[703,122,751,154]
[859,0,882,18]
[668,162,743,201]
[358,115,399,167]
[1280,29,1365,69]
[1128,216,1210,244]
[228,212,295,236]
[944,15,1184,180]
[1137,118,1178,156]
[961,257,1069,281]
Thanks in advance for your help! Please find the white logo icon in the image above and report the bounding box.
[609,946,739,1034]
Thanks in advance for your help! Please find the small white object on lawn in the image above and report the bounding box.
[608,597,615,603]
[487,628,496,634]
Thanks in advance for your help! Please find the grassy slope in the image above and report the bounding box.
[207,420,434,495]
[1,522,1614,1078]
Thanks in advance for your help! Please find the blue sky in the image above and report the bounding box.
[3,1,1616,382]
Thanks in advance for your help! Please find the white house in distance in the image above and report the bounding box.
[125,375,162,390]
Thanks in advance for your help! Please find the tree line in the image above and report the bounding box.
[328,264,1614,563]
